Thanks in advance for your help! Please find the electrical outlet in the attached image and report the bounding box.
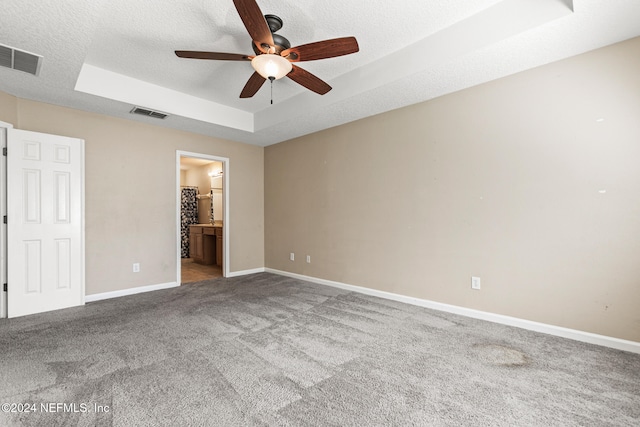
[133,263,140,273]
[290,253,295,261]
[306,255,311,263]
[471,276,481,290]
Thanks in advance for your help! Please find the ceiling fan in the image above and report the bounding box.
[175,0,359,100]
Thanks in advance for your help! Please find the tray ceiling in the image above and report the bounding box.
[1,0,639,146]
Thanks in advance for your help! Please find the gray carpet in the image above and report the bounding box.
[0,273,638,426]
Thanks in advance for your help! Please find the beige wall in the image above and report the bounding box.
[0,90,18,125]
[2,96,264,295]
[265,37,640,342]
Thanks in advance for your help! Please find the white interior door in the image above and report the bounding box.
[7,129,84,317]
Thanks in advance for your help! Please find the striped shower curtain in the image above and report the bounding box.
[180,188,198,258]
[210,189,215,223]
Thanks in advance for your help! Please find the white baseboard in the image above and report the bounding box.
[85,281,179,303]
[226,267,266,278]
[265,268,640,354]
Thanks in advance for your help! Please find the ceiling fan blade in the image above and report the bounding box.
[240,71,266,98]
[281,37,359,62]
[175,51,251,61]
[287,65,332,95]
[232,0,274,53]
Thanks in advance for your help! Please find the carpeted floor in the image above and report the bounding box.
[0,273,638,426]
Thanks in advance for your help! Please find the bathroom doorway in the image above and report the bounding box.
[176,151,229,284]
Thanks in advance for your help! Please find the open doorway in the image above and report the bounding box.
[176,151,229,285]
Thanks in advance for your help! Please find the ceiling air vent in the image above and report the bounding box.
[130,106,168,120]
[0,43,42,76]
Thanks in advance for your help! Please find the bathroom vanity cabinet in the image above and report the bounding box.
[189,224,222,266]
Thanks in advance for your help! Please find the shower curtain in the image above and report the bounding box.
[180,187,198,258]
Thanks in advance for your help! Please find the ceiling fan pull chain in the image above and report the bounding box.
[269,76,275,104]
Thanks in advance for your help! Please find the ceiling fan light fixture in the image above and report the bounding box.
[251,54,292,80]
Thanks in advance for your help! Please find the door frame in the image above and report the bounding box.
[176,150,229,282]
[0,121,11,318]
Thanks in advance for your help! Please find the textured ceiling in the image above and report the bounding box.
[1,0,639,146]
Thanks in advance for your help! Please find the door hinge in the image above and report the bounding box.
[2,215,5,224]
[3,283,6,292]
[2,147,6,156]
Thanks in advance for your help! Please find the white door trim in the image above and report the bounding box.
[0,121,13,318]
[176,150,230,283]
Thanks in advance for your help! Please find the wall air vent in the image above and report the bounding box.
[0,43,42,76]
[130,106,168,120]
